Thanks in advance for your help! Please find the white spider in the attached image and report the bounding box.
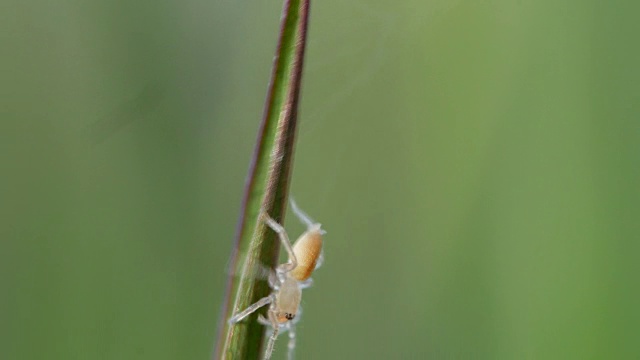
[229,199,325,360]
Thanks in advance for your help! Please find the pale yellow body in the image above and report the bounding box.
[228,200,324,360]
[290,225,323,282]
[272,226,323,323]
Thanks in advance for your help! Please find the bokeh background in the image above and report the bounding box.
[3,0,639,359]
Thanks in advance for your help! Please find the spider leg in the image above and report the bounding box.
[289,197,316,229]
[298,278,313,289]
[228,295,273,324]
[314,250,324,270]
[287,322,297,360]
[257,314,271,326]
[263,308,281,360]
[262,211,298,273]
[268,269,280,290]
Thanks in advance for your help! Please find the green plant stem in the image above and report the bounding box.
[213,0,311,359]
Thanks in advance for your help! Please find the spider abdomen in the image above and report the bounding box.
[290,225,323,281]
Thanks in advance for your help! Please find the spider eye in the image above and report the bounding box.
[285,313,295,320]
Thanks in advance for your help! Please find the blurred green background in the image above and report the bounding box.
[3,0,639,359]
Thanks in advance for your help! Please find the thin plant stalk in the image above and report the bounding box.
[213,0,311,359]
